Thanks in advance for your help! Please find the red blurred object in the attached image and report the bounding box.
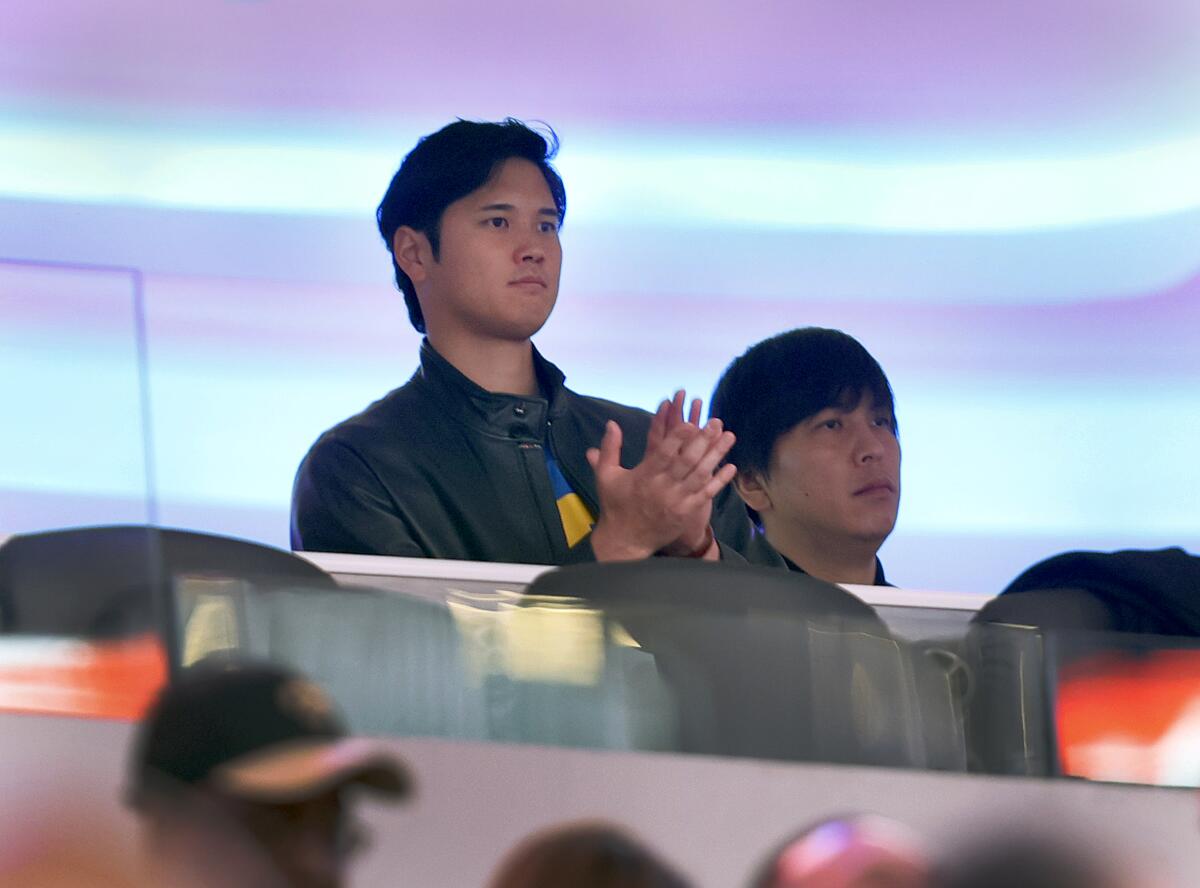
[0,632,167,721]
[1055,649,1200,786]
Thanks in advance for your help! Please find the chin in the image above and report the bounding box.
[481,315,550,341]
[503,306,556,340]
[851,523,896,548]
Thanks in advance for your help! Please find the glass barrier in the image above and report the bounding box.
[2,532,1197,790]
[163,577,962,768]
[0,258,154,537]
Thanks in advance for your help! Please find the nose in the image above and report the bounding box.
[515,237,544,265]
[854,422,887,465]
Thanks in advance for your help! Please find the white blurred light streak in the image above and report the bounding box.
[3,118,1200,232]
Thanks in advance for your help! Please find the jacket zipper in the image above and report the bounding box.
[518,436,563,560]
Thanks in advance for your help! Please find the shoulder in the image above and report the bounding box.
[323,379,427,439]
[558,389,654,463]
[561,389,653,430]
[298,381,427,473]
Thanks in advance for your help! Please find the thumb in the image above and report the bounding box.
[596,420,623,471]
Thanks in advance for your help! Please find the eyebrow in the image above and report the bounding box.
[476,202,559,217]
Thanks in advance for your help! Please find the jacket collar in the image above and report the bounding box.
[781,552,890,587]
[416,339,570,435]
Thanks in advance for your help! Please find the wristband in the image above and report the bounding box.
[686,526,715,559]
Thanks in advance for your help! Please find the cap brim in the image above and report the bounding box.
[210,737,413,804]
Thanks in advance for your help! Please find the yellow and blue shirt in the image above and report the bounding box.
[544,451,595,548]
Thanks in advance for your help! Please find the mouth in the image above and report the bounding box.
[854,480,896,497]
[509,277,546,288]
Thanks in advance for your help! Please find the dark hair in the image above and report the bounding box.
[710,328,896,521]
[933,834,1124,888]
[489,822,692,888]
[376,118,567,333]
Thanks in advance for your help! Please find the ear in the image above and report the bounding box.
[734,469,773,515]
[392,226,432,285]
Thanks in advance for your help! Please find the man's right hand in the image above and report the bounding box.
[586,394,736,562]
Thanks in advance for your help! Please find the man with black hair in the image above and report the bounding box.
[292,119,739,564]
[710,327,900,586]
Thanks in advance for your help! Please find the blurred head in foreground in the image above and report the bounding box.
[489,821,692,888]
[933,832,1154,888]
[749,815,930,888]
[128,657,413,888]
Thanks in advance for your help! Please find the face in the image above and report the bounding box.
[750,396,901,554]
[402,157,563,344]
[145,786,361,888]
[225,788,359,888]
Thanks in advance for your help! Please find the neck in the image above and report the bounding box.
[766,526,880,586]
[426,331,539,396]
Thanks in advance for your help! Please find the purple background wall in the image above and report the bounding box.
[3,1,1199,593]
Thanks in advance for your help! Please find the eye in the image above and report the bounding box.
[873,416,894,429]
[539,220,559,234]
[486,217,508,229]
[820,418,842,430]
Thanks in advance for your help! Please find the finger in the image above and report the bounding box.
[647,399,669,448]
[643,419,698,474]
[678,462,738,510]
[701,461,739,498]
[663,389,685,432]
[688,397,702,427]
[672,423,719,478]
[657,386,686,434]
[586,447,599,469]
[677,428,735,490]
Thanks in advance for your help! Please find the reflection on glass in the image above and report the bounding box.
[0,259,153,536]
[1052,641,1200,787]
[446,590,606,687]
[3,533,1197,790]
[0,633,167,720]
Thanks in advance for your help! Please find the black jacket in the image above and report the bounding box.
[979,546,1200,636]
[292,341,751,564]
[724,506,891,586]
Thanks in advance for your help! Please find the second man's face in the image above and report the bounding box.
[761,396,901,553]
[421,157,563,344]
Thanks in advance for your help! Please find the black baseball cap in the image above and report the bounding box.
[129,657,413,806]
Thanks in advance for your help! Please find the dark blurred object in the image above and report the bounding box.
[748,815,930,888]
[963,621,1052,776]
[488,821,692,888]
[528,560,966,768]
[0,525,335,638]
[967,547,1200,776]
[934,833,1128,888]
[976,547,1200,636]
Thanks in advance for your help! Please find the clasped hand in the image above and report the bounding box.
[587,391,736,561]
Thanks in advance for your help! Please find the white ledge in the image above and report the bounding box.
[299,552,993,611]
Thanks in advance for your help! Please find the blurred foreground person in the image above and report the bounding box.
[128,657,413,888]
[933,832,1161,888]
[0,822,141,888]
[489,821,692,888]
[749,815,930,888]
